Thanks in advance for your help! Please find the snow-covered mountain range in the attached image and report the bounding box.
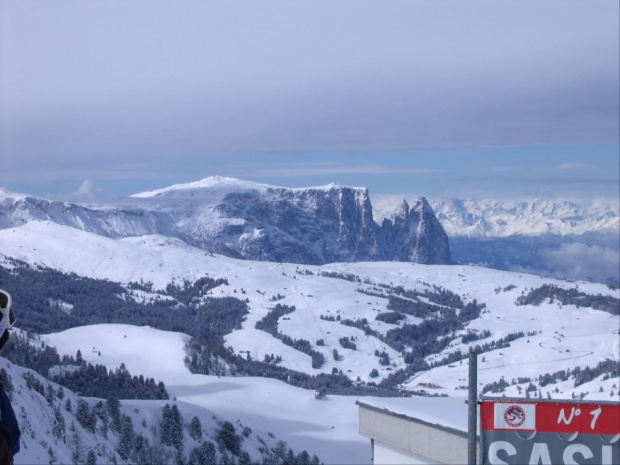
[375,196,619,238]
[433,197,619,237]
[0,177,450,265]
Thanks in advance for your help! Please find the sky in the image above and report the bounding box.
[0,1,618,203]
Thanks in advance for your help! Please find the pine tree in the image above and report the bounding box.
[99,413,109,439]
[188,447,200,465]
[47,446,56,465]
[134,433,146,455]
[188,416,203,442]
[145,441,174,465]
[52,406,66,441]
[160,404,173,446]
[217,421,240,455]
[272,440,287,463]
[86,450,97,465]
[76,399,94,433]
[189,441,216,465]
[89,407,98,435]
[46,384,55,405]
[94,401,109,438]
[203,442,217,465]
[239,451,251,465]
[106,396,121,432]
[171,404,184,450]
[175,448,185,465]
[117,414,135,460]
[69,421,83,465]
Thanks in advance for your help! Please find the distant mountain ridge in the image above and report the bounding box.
[373,196,619,238]
[371,196,619,283]
[0,177,450,265]
[430,198,618,238]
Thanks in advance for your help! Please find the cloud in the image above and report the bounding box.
[250,164,440,178]
[553,163,591,171]
[511,242,620,283]
[370,194,415,220]
[58,180,105,203]
[517,177,619,186]
[490,165,524,173]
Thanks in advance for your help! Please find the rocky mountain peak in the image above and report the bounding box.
[397,199,410,219]
[0,178,451,265]
[411,196,434,213]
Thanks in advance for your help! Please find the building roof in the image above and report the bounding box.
[357,396,471,436]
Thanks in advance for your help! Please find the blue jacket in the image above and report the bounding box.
[0,384,20,456]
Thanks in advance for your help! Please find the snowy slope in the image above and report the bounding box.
[0,220,617,389]
[28,324,474,465]
[37,325,370,464]
[3,348,349,465]
[13,320,618,464]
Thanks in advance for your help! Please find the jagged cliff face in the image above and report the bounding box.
[377,197,451,264]
[0,178,451,265]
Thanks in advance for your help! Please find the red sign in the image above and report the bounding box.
[481,400,620,435]
[481,399,620,465]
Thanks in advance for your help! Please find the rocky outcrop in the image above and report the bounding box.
[0,178,451,265]
[378,197,450,264]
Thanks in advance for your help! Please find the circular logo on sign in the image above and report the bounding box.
[504,405,526,428]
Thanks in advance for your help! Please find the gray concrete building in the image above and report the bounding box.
[357,397,479,464]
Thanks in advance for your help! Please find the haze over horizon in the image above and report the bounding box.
[1,155,619,207]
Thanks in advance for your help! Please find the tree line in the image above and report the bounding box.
[4,332,169,400]
[0,259,249,343]
[255,304,324,369]
[515,284,619,315]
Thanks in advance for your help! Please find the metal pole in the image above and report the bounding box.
[468,351,478,465]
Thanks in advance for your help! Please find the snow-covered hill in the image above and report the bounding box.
[0,220,617,389]
[2,340,351,465]
[5,322,484,465]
